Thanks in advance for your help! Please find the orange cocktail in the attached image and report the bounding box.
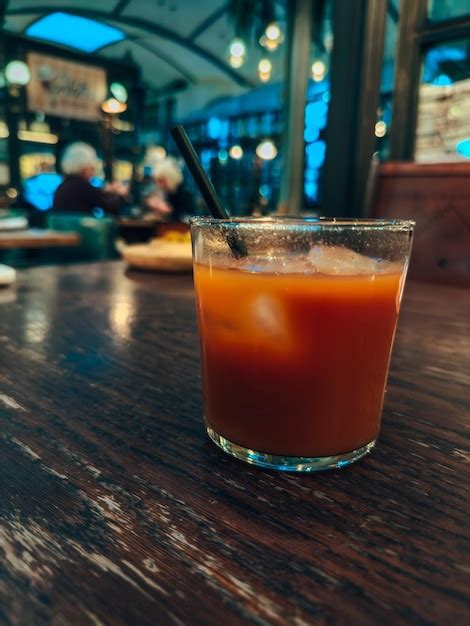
[191,218,413,471]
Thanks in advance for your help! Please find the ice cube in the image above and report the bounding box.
[247,294,299,357]
[234,255,310,275]
[252,294,288,339]
[308,245,382,275]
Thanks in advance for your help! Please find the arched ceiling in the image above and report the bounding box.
[4,1,400,119]
[4,0,287,98]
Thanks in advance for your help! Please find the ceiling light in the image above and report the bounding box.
[110,82,128,103]
[229,55,244,68]
[5,60,31,86]
[229,38,246,59]
[258,59,272,74]
[259,35,281,52]
[265,39,279,50]
[259,35,280,51]
[101,98,127,114]
[265,23,281,41]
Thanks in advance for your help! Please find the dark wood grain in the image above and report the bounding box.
[0,261,469,626]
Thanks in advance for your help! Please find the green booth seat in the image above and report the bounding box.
[46,213,119,261]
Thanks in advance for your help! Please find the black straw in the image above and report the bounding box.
[171,125,247,258]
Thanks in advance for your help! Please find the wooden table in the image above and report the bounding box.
[0,262,468,626]
[0,229,80,249]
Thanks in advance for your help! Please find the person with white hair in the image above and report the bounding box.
[53,142,127,214]
[145,157,196,221]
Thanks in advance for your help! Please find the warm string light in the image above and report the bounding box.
[101,98,127,114]
[230,38,246,58]
[265,23,281,41]
[229,23,283,75]
[258,59,272,74]
[375,121,387,138]
[230,55,244,68]
[260,21,283,51]
[258,58,272,82]
[229,38,246,67]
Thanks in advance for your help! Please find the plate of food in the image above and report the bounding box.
[121,229,193,272]
[0,264,16,286]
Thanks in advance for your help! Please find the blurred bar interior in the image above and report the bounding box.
[0,0,469,283]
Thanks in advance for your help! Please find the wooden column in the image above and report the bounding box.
[322,0,387,217]
[351,0,388,213]
[389,0,427,160]
[277,0,313,216]
[0,32,22,190]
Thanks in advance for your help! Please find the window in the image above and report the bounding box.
[377,1,401,158]
[427,0,470,22]
[390,0,470,159]
[26,13,125,53]
[416,38,470,161]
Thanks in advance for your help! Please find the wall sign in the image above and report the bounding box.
[26,52,107,122]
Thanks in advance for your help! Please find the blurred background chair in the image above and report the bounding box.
[370,161,470,286]
[46,214,118,262]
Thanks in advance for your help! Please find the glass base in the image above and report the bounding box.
[206,425,376,473]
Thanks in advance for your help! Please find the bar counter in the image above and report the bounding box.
[0,261,468,625]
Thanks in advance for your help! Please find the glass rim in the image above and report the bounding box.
[189,216,415,231]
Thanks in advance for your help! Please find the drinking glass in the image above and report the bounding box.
[190,217,414,472]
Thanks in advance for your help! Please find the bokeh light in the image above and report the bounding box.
[230,38,246,58]
[256,140,277,160]
[229,145,243,159]
[375,121,387,138]
[311,61,326,82]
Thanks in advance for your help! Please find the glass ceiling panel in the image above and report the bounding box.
[26,12,126,53]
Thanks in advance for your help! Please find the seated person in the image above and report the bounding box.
[53,143,127,214]
[144,158,196,221]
